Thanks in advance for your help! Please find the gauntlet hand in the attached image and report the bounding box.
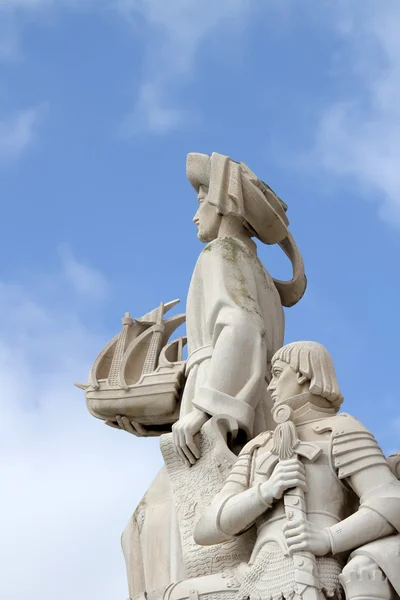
[284,519,331,556]
[260,458,307,505]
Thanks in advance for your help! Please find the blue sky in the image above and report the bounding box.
[1,1,400,599]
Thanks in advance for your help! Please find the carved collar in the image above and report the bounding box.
[278,392,336,426]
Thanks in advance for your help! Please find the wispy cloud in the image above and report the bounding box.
[0,106,42,161]
[0,253,163,600]
[59,244,109,301]
[0,0,93,61]
[0,0,51,61]
[0,0,254,136]
[0,10,20,61]
[312,0,400,225]
[116,0,252,135]
[119,80,185,137]
[0,1,50,160]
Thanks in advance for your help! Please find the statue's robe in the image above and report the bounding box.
[182,235,284,436]
[123,236,285,599]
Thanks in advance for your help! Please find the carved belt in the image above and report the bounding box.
[185,344,213,375]
[162,570,241,600]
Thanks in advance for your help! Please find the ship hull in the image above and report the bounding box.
[86,363,185,426]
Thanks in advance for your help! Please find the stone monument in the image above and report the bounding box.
[76,152,400,600]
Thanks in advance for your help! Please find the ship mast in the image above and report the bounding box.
[108,312,133,387]
[141,302,164,375]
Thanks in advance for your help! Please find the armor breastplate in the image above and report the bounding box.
[250,423,358,558]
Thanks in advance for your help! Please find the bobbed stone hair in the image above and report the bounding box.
[271,341,344,411]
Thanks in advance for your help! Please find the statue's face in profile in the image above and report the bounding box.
[268,359,307,406]
[193,185,222,243]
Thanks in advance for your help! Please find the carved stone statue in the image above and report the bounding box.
[123,153,308,598]
[172,151,306,466]
[77,152,309,599]
[194,341,400,600]
[77,152,400,600]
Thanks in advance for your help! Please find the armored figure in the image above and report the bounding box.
[194,341,400,600]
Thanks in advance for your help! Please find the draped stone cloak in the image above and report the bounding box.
[180,234,284,437]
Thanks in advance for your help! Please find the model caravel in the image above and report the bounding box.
[75,300,186,435]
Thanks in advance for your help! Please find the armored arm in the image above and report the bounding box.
[326,505,395,555]
[323,416,399,554]
[194,434,307,546]
[194,436,272,545]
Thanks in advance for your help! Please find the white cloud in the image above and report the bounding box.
[59,244,109,301]
[119,81,185,137]
[0,0,94,60]
[0,106,41,161]
[4,0,50,6]
[313,0,400,225]
[0,0,254,135]
[0,255,163,600]
[0,11,20,61]
[116,0,251,135]
[0,0,50,61]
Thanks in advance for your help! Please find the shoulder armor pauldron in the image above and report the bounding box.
[388,452,400,480]
[312,412,369,435]
[241,431,273,455]
[313,413,387,479]
[226,431,272,489]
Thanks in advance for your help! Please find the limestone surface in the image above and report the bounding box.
[76,153,400,600]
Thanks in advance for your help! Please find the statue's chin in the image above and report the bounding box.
[197,231,211,243]
[197,229,217,244]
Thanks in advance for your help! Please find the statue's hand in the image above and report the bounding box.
[172,408,209,467]
[260,458,307,505]
[283,519,331,556]
[105,415,147,437]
